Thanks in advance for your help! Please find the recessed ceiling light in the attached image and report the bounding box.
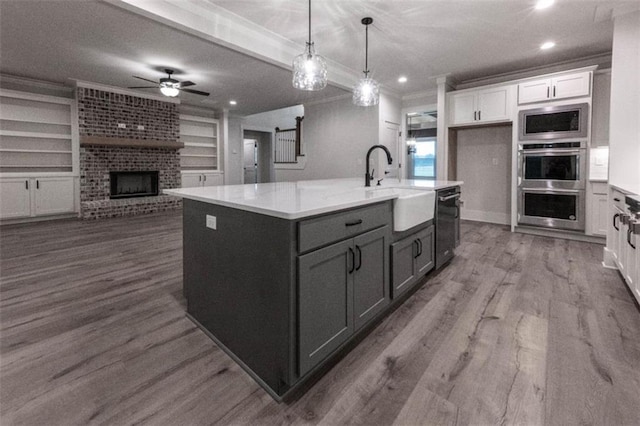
[229,100,237,105]
[535,0,554,10]
[540,41,556,50]
[398,76,408,83]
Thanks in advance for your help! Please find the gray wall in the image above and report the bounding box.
[275,96,380,182]
[244,105,303,131]
[456,126,512,225]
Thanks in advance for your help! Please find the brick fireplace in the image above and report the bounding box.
[77,87,183,219]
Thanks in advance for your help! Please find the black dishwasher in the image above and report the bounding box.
[435,186,461,269]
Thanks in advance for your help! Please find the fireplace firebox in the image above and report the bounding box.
[110,171,159,199]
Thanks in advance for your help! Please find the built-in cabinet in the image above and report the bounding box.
[449,85,513,126]
[0,89,78,221]
[298,225,389,376]
[181,172,224,188]
[517,71,591,104]
[0,177,75,219]
[390,225,434,298]
[179,114,222,188]
[588,182,609,237]
[609,188,640,304]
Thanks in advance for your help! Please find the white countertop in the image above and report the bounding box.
[164,177,463,220]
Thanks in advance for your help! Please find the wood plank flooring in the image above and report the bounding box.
[1,211,639,425]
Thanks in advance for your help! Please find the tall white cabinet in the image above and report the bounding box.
[0,89,78,221]
[179,114,223,188]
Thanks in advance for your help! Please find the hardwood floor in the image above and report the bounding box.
[1,212,639,425]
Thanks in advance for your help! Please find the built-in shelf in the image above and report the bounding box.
[179,114,219,172]
[79,135,184,149]
[0,130,71,139]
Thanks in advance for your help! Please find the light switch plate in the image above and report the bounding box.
[206,215,217,230]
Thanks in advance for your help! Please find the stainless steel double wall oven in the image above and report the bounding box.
[517,103,589,231]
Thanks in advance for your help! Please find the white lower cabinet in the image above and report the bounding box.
[588,182,608,236]
[0,177,75,220]
[180,172,223,188]
[0,179,31,218]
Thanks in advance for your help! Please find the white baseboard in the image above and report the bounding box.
[460,208,510,225]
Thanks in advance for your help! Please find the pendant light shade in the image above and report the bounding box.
[353,17,379,107]
[292,0,328,91]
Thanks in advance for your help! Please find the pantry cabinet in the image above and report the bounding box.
[518,71,591,104]
[449,85,513,126]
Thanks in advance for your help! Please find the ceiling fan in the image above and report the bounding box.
[128,69,210,97]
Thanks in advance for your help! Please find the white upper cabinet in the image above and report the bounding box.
[449,85,513,126]
[518,71,591,104]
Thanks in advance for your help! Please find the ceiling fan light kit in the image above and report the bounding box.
[129,69,210,98]
[353,17,379,107]
[292,0,328,91]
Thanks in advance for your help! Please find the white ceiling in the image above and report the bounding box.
[0,0,636,115]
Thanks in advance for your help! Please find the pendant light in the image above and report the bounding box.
[292,0,328,91]
[353,17,379,107]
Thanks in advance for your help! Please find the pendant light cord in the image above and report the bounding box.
[364,23,368,76]
[308,0,312,46]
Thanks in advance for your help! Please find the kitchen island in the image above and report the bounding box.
[165,178,462,400]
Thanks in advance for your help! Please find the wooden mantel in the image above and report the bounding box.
[80,135,184,149]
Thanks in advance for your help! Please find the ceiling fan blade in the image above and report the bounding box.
[133,76,159,84]
[179,81,196,87]
[180,88,210,96]
[128,86,158,89]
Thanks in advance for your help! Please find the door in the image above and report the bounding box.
[477,87,510,122]
[552,72,590,100]
[181,173,202,188]
[0,179,31,218]
[243,139,257,184]
[518,79,551,104]
[353,226,389,331]
[33,177,74,216]
[298,239,354,376]
[379,121,401,180]
[391,234,417,298]
[450,92,476,125]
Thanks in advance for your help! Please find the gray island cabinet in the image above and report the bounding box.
[168,178,461,401]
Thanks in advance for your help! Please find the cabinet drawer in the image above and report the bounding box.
[298,202,391,253]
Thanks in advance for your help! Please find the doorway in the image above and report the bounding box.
[243,139,258,184]
[242,130,274,184]
[406,111,437,180]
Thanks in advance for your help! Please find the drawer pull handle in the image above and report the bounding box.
[417,238,423,257]
[613,213,620,231]
[628,227,636,249]
[614,198,621,202]
[345,219,363,227]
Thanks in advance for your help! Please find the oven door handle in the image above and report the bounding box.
[519,149,583,155]
[520,188,581,194]
[438,193,461,202]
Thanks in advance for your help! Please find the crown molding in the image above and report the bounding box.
[0,73,74,94]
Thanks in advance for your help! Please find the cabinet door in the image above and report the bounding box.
[449,92,477,125]
[625,222,637,289]
[353,226,389,331]
[636,227,640,301]
[0,179,32,218]
[180,173,203,188]
[518,79,551,104]
[590,194,608,236]
[617,213,628,275]
[477,87,511,122]
[552,72,590,100]
[415,226,435,276]
[611,206,623,264]
[33,177,74,216]
[202,172,223,187]
[298,239,353,376]
[391,235,417,298]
